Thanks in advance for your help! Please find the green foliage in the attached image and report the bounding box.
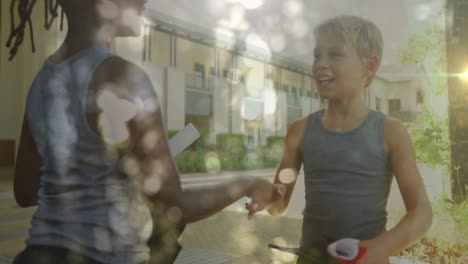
[216,134,246,170]
[405,106,450,169]
[168,129,207,173]
[175,149,206,173]
[450,201,468,240]
[265,136,284,166]
[166,132,284,173]
[398,13,451,169]
[398,14,447,95]
[267,136,285,148]
[216,133,245,153]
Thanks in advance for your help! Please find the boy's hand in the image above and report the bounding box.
[245,182,286,219]
[356,239,390,264]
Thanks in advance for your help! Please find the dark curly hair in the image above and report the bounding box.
[6,0,64,60]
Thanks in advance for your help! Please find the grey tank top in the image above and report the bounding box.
[299,109,392,255]
[25,47,152,264]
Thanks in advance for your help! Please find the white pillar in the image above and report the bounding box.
[166,68,185,130]
[231,82,246,134]
[212,78,230,135]
[277,91,288,136]
[300,97,312,117]
[311,98,321,113]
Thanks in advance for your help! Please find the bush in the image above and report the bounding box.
[168,130,207,173]
[244,148,266,169]
[267,136,285,149]
[405,107,450,170]
[216,134,246,170]
[166,132,283,173]
[216,134,246,153]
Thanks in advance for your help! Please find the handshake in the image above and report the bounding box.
[244,179,287,220]
[168,123,287,220]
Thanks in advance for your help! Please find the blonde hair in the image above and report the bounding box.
[314,15,383,62]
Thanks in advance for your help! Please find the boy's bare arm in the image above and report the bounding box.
[267,118,305,216]
[359,117,432,262]
[91,58,276,223]
[13,116,41,207]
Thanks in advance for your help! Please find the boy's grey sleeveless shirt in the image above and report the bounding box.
[25,47,152,264]
[300,109,393,251]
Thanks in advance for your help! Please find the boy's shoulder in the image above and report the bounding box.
[91,56,153,96]
[381,114,411,152]
[382,114,406,131]
[288,115,310,133]
[95,56,148,83]
[286,113,318,147]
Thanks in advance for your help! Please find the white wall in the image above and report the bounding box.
[370,77,421,114]
[0,2,63,151]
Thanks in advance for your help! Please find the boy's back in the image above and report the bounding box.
[25,47,152,264]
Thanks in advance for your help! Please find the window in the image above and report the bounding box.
[299,87,304,96]
[194,63,205,89]
[274,81,279,90]
[194,63,205,76]
[417,91,424,104]
[375,97,381,111]
[283,85,289,95]
[209,66,215,76]
[223,69,228,79]
[257,129,262,146]
[292,87,298,97]
[388,99,401,117]
[247,128,255,146]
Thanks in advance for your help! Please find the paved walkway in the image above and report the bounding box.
[0,167,435,263]
[0,168,302,264]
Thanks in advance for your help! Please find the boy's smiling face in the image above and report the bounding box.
[312,32,370,100]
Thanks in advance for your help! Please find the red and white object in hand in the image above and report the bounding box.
[327,238,367,264]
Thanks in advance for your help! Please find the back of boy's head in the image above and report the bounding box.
[314,16,383,63]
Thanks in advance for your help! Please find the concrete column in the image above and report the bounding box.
[166,68,185,130]
[231,82,246,134]
[300,97,312,117]
[311,98,321,113]
[277,91,288,136]
[212,78,230,136]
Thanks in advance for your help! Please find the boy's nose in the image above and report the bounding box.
[313,57,330,70]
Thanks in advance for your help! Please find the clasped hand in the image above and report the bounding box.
[245,179,286,219]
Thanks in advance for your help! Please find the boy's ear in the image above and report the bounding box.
[366,56,380,76]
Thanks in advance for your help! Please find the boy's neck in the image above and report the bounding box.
[52,20,113,63]
[325,97,369,121]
